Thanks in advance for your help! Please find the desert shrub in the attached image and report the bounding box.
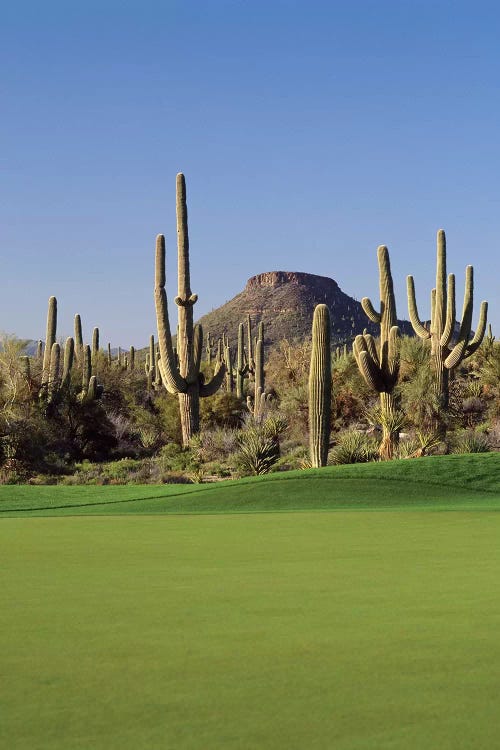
[451,430,491,454]
[200,391,245,429]
[395,430,442,459]
[235,428,281,476]
[189,427,240,464]
[329,430,379,465]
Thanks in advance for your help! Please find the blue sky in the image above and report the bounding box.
[1,1,499,346]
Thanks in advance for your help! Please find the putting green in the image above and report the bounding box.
[2,511,500,749]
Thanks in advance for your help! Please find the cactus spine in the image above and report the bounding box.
[353,245,400,460]
[407,229,488,408]
[41,296,57,387]
[309,304,332,467]
[154,173,225,447]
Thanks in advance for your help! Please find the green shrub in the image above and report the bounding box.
[329,430,379,465]
[451,430,491,454]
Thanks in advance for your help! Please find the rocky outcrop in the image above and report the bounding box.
[197,271,412,349]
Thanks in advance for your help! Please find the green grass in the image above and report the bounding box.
[2,511,500,749]
[1,452,499,516]
[2,454,500,748]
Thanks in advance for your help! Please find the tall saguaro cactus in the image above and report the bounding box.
[154,173,225,447]
[308,304,332,467]
[353,245,400,460]
[407,229,488,408]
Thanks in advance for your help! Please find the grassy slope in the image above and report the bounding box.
[2,511,500,749]
[0,452,499,516]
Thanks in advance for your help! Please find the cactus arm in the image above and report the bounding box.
[354,335,383,392]
[387,326,400,387]
[444,266,474,369]
[361,297,381,324]
[440,274,456,348]
[466,300,488,356]
[363,333,380,368]
[199,362,226,397]
[154,234,186,394]
[407,276,431,339]
[358,350,385,392]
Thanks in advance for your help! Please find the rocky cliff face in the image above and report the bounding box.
[196,270,411,349]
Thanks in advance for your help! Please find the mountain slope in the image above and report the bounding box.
[197,270,412,348]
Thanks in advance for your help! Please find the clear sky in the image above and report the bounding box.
[2,0,499,347]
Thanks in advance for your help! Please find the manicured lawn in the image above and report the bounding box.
[2,510,500,749]
[2,454,500,748]
[1,452,499,516]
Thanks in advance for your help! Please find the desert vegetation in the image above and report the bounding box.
[0,175,497,485]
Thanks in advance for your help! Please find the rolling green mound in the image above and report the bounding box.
[1,452,499,517]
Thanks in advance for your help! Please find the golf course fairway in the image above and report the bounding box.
[2,508,500,749]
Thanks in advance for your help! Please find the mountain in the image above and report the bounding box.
[196,271,413,349]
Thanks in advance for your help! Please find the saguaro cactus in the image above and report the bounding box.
[41,296,57,387]
[91,327,100,374]
[154,173,225,447]
[61,337,75,389]
[253,321,266,417]
[47,342,61,401]
[223,338,234,393]
[74,314,83,364]
[353,245,400,460]
[407,229,488,408]
[236,322,249,399]
[308,304,332,467]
